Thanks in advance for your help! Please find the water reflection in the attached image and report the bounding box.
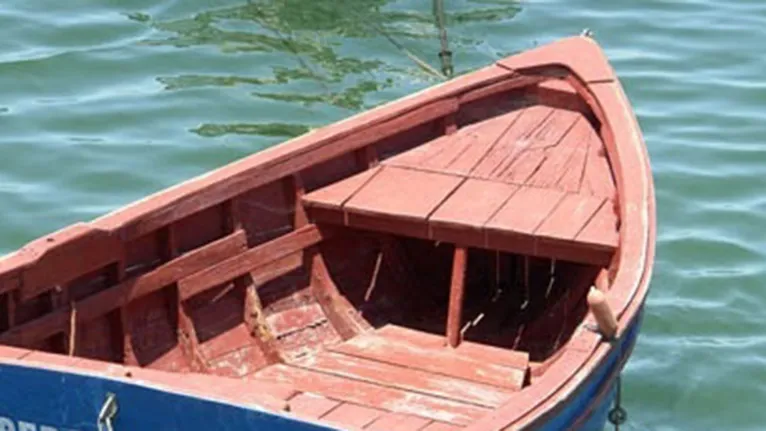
[129,0,520,139]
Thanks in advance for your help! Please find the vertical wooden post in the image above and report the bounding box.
[161,224,207,371]
[111,254,138,365]
[446,245,468,348]
[48,285,70,354]
[442,113,458,135]
[3,291,16,331]
[354,146,379,170]
[283,174,309,228]
[222,198,281,365]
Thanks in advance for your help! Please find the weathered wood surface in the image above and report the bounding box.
[0,230,248,345]
[303,96,619,266]
[252,364,490,425]
[178,224,330,301]
[376,325,530,370]
[329,334,526,391]
[294,351,512,408]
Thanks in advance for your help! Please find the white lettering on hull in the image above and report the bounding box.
[0,417,78,431]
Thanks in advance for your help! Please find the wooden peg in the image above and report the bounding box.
[587,286,617,340]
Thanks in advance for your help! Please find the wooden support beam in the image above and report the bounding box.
[48,285,69,354]
[222,197,282,365]
[109,258,137,365]
[161,224,208,372]
[307,247,371,340]
[442,113,458,135]
[178,224,331,301]
[2,291,15,332]
[354,146,379,169]
[283,174,309,228]
[446,246,468,348]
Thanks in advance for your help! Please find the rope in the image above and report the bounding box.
[432,0,453,77]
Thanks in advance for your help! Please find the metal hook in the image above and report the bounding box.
[97,392,118,431]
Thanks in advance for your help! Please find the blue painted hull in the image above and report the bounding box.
[0,314,642,431]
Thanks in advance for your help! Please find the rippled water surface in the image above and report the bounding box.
[2,1,765,429]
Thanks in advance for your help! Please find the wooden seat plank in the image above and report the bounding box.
[575,202,619,250]
[321,403,385,429]
[384,110,521,177]
[302,167,382,210]
[485,187,567,236]
[365,413,431,431]
[288,393,341,420]
[252,364,490,425]
[328,334,525,390]
[375,325,529,370]
[535,194,606,241]
[344,167,464,221]
[429,180,519,230]
[492,109,582,184]
[526,117,592,190]
[469,105,553,179]
[443,111,524,176]
[294,351,513,407]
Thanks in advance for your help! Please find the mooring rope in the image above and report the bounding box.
[432,0,453,78]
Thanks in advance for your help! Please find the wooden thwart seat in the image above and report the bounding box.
[303,165,617,266]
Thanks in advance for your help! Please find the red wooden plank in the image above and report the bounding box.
[365,413,431,431]
[303,167,382,210]
[13,224,122,300]
[119,365,295,411]
[253,364,490,425]
[575,201,620,250]
[266,303,327,338]
[288,393,341,420]
[526,117,592,189]
[23,351,80,368]
[581,133,617,198]
[469,105,552,179]
[294,351,512,407]
[178,225,329,301]
[446,111,524,175]
[308,249,372,340]
[376,325,529,370]
[493,109,581,184]
[421,422,463,431]
[447,246,467,348]
[414,112,521,175]
[344,167,464,222]
[485,187,567,235]
[382,134,454,171]
[0,230,248,345]
[0,345,31,359]
[535,194,606,241]
[429,180,519,229]
[329,334,525,390]
[321,403,385,429]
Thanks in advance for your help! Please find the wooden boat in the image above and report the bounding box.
[0,36,654,431]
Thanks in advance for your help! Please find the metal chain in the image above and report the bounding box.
[608,376,627,430]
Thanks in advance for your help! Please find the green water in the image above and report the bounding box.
[1,1,764,429]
